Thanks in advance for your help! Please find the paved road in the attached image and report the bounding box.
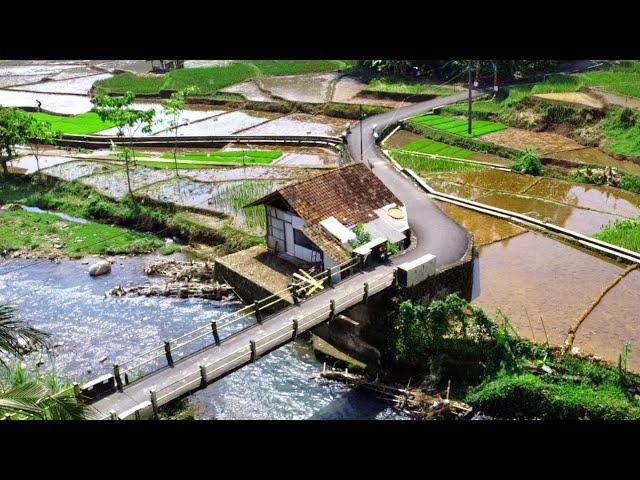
[345,90,486,266]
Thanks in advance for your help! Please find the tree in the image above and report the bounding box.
[0,304,91,420]
[162,86,198,178]
[27,118,62,174]
[0,107,32,177]
[95,92,155,196]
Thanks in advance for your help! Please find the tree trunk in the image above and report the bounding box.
[1,160,7,176]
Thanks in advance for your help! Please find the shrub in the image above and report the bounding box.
[512,149,542,176]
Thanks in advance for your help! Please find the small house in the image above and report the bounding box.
[246,163,410,276]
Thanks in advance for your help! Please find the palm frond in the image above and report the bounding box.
[0,380,93,420]
[0,304,51,364]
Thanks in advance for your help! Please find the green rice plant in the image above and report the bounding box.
[389,150,483,173]
[530,74,582,94]
[31,112,115,135]
[207,181,278,233]
[409,114,506,138]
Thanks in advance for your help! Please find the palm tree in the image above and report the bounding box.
[0,303,92,420]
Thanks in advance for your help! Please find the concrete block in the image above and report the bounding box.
[396,254,437,288]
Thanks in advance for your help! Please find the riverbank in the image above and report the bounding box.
[0,174,263,261]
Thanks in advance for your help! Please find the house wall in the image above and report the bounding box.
[266,205,323,266]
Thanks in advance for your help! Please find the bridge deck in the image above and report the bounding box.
[91,266,395,419]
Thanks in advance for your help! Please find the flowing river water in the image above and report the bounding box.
[0,253,407,420]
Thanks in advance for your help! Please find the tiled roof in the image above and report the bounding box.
[303,224,352,264]
[276,163,402,226]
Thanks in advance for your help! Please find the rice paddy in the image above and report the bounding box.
[388,150,483,174]
[32,111,115,135]
[208,181,280,233]
[409,114,507,137]
[401,138,473,158]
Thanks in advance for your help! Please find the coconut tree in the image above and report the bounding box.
[0,303,91,420]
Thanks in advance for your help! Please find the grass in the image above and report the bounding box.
[1,175,263,256]
[530,73,583,94]
[592,217,640,253]
[409,114,507,138]
[441,99,503,117]
[581,60,640,98]
[0,209,162,258]
[364,77,461,97]
[401,138,473,158]
[388,150,483,174]
[599,107,640,157]
[32,112,115,135]
[94,60,352,96]
[160,150,281,164]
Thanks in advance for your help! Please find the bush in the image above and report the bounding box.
[512,149,542,176]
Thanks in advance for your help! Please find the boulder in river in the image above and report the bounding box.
[0,203,22,211]
[89,260,112,277]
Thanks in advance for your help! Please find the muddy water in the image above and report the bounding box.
[481,127,582,155]
[239,113,347,137]
[42,160,123,181]
[9,73,112,95]
[7,155,72,174]
[182,166,296,183]
[257,73,339,104]
[436,201,525,246]
[472,231,624,346]
[274,153,338,167]
[140,178,235,210]
[574,269,640,372]
[526,178,640,219]
[0,255,405,419]
[435,169,539,194]
[476,192,623,234]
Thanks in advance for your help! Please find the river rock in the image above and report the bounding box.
[0,203,22,211]
[89,260,112,277]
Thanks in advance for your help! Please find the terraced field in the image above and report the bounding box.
[409,114,507,137]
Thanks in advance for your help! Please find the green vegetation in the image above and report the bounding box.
[364,77,461,97]
[348,224,372,249]
[530,74,582,94]
[389,151,482,174]
[393,294,640,419]
[161,150,281,164]
[599,107,640,157]
[208,181,276,232]
[511,149,542,176]
[441,99,503,118]
[409,114,507,138]
[0,304,89,420]
[402,138,473,158]
[0,209,163,258]
[593,217,640,254]
[159,243,182,255]
[1,175,262,256]
[94,60,351,96]
[31,112,114,135]
[581,60,640,98]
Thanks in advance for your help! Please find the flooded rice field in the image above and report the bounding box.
[220,81,274,102]
[472,231,625,346]
[42,160,123,181]
[574,269,640,372]
[476,191,623,234]
[7,155,73,174]
[383,130,424,149]
[141,178,236,210]
[257,73,339,104]
[79,166,176,199]
[239,113,347,137]
[0,255,405,419]
[181,165,298,182]
[167,110,276,136]
[480,127,582,155]
[0,89,94,114]
[9,73,112,95]
[547,148,640,176]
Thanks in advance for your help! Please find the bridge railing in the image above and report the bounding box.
[112,256,362,387]
[108,270,395,419]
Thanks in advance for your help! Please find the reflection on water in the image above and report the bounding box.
[472,232,624,346]
[0,255,407,419]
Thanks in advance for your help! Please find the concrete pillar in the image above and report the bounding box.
[327,267,333,287]
[363,282,369,301]
[109,410,118,420]
[211,321,220,346]
[113,364,123,391]
[73,382,81,400]
[250,340,257,362]
[199,365,207,387]
[149,390,158,419]
[329,299,336,321]
[292,319,299,341]
[254,302,262,323]
[164,341,174,367]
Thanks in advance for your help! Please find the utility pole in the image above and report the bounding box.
[467,62,473,136]
[359,104,364,163]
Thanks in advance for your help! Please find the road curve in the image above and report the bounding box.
[346,90,486,267]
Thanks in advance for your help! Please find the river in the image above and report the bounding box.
[0,253,408,420]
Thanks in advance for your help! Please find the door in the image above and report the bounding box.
[284,221,295,256]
